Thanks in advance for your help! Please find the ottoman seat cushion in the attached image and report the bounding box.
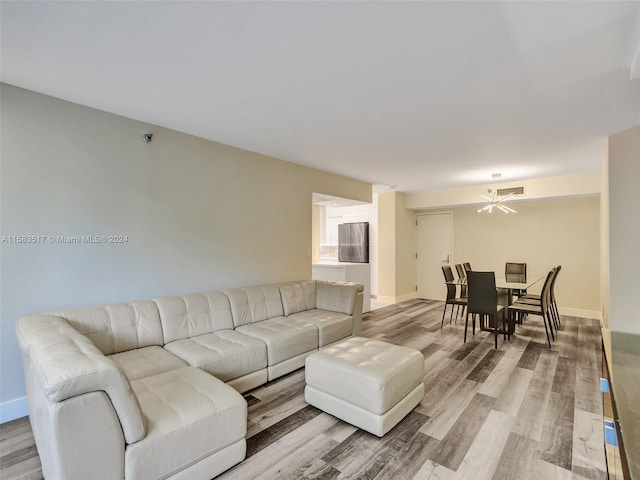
[305,337,424,437]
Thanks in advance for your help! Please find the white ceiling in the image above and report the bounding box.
[2,1,640,193]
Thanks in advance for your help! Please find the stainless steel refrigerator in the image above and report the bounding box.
[338,222,369,263]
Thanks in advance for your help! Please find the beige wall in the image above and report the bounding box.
[377,192,397,299]
[0,84,371,409]
[396,192,416,298]
[377,191,416,302]
[607,124,640,335]
[380,186,601,314]
[419,196,601,314]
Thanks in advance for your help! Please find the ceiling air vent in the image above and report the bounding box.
[497,186,524,196]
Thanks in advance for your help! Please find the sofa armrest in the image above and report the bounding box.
[352,291,364,336]
[315,281,364,336]
[315,281,364,315]
[16,314,145,444]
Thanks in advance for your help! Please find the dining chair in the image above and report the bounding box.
[505,262,527,298]
[441,265,467,328]
[508,268,556,348]
[465,271,506,349]
[517,265,562,331]
[463,262,472,272]
[455,263,467,298]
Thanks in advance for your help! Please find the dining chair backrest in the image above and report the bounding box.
[442,266,457,301]
[466,271,498,316]
[463,262,472,272]
[505,262,527,283]
[455,264,467,297]
[540,268,556,312]
[550,265,561,301]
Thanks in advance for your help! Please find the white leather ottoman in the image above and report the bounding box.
[304,337,424,437]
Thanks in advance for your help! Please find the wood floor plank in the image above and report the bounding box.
[419,378,481,440]
[372,432,440,480]
[428,392,496,471]
[218,412,338,480]
[410,458,456,479]
[512,350,559,442]
[253,433,338,480]
[493,366,535,417]
[477,356,518,398]
[572,409,607,480]
[492,432,538,480]
[454,409,514,480]
[327,411,428,479]
[538,392,575,470]
[246,404,324,457]
[466,348,505,383]
[517,341,544,370]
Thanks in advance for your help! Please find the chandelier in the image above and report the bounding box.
[476,189,518,214]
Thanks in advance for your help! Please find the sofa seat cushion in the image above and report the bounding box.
[126,367,247,480]
[235,317,318,365]
[109,346,187,381]
[164,330,267,382]
[288,309,354,347]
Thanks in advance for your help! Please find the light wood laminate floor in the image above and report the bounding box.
[1,299,608,480]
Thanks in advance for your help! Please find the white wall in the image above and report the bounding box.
[0,84,371,419]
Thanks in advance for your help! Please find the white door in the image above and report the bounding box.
[416,213,452,301]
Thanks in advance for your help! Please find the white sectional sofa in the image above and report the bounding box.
[15,280,364,480]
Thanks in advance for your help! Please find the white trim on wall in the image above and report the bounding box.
[558,307,601,321]
[377,292,418,305]
[0,397,28,423]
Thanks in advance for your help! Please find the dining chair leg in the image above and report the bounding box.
[493,315,498,349]
[464,312,469,343]
[440,304,447,329]
[552,302,560,330]
[541,312,552,348]
[503,315,507,341]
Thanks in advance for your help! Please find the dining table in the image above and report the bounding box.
[446,273,545,335]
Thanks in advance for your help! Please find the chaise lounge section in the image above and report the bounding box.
[15,279,363,480]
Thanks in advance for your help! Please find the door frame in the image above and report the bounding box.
[415,211,454,300]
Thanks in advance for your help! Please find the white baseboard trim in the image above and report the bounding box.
[0,396,28,423]
[377,292,418,305]
[558,307,601,320]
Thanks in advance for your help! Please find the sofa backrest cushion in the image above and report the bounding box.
[16,314,146,444]
[225,285,284,327]
[316,281,364,315]
[279,281,316,316]
[52,301,163,355]
[154,291,234,344]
